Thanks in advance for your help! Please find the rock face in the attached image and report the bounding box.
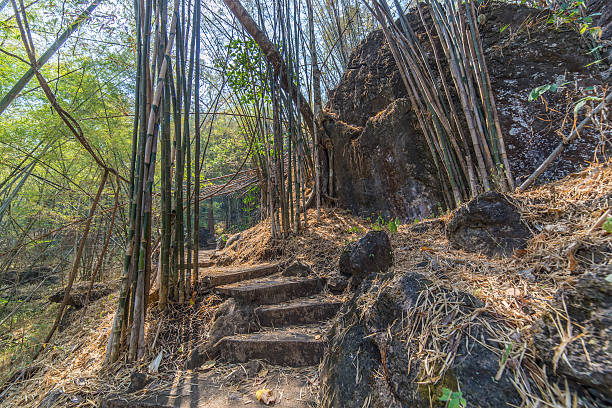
[320,272,520,407]
[446,191,532,257]
[339,231,393,282]
[321,4,605,221]
[533,266,612,401]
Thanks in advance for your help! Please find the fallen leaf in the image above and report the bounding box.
[314,334,321,340]
[568,251,578,271]
[255,388,276,405]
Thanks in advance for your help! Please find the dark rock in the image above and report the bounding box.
[533,266,612,399]
[282,260,312,277]
[2,266,56,285]
[186,349,201,370]
[127,372,150,393]
[326,273,349,294]
[446,191,531,257]
[321,4,606,221]
[48,283,112,309]
[245,360,263,377]
[320,272,520,407]
[339,231,393,282]
[588,0,612,40]
[37,390,63,408]
[321,98,443,222]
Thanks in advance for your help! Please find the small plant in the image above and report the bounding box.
[347,226,362,234]
[371,215,385,231]
[603,217,612,234]
[388,217,400,234]
[528,81,570,102]
[439,388,466,408]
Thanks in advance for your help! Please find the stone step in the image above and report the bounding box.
[215,330,325,367]
[201,263,279,288]
[255,296,342,327]
[214,276,323,305]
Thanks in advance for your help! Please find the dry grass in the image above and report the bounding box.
[1,161,609,407]
[383,159,611,407]
[216,207,373,277]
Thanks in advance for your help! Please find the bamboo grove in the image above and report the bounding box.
[103,0,370,362]
[0,0,524,365]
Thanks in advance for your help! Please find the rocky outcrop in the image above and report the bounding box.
[320,272,520,407]
[339,231,393,283]
[446,191,532,257]
[533,265,612,401]
[321,4,606,221]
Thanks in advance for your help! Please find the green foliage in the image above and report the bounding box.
[439,388,467,408]
[602,217,612,234]
[371,215,385,231]
[388,218,399,234]
[347,225,362,234]
[219,38,269,106]
[528,82,569,102]
[545,1,602,39]
[369,215,400,234]
[574,95,603,117]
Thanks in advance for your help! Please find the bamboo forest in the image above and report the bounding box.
[0,0,610,406]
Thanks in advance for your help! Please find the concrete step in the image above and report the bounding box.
[255,296,342,327]
[214,276,323,305]
[215,330,325,367]
[201,264,279,288]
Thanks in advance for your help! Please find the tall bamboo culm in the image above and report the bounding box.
[369,0,514,206]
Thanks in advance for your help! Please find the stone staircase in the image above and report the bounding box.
[206,263,342,367]
[102,256,341,407]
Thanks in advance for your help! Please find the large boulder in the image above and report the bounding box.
[320,272,521,407]
[533,266,612,401]
[446,191,531,257]
[339,231,393,282]
[321,4,606,221]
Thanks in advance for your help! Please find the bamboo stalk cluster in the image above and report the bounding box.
[370,0,514,207]
[105,0,202,363]
[221,0,321,238]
